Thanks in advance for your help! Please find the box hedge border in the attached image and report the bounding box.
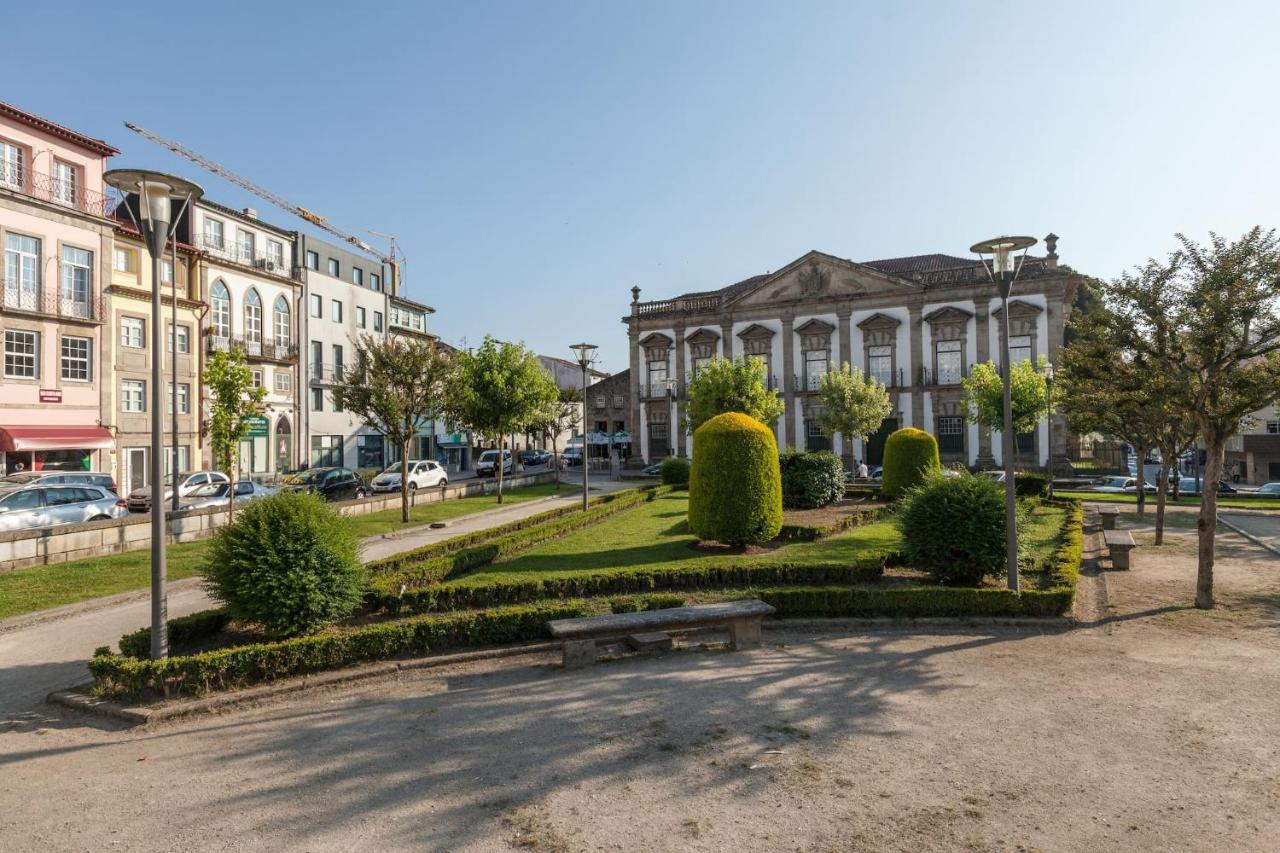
[775,505,883,542]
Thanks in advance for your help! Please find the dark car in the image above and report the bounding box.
[283,467,366,502]
[519,449,551,466]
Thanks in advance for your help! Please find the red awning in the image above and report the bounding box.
[0,426,116,452]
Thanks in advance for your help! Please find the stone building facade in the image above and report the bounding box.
[623,240,1079,469]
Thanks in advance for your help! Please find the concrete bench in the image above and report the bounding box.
[1097,504,1120,530]
[548,600,776,668]
[1103,529,1136,570]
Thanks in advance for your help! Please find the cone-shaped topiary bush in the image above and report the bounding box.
[204,491,364,637]
[897,472,1005,585]
[688,412,783,545]
[881,427,941,499]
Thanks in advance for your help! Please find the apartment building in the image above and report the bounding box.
[298,234,390,471]
[0,102,117,475]
[193,201,300,477]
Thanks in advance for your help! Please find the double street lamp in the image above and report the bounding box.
[570,342,598,511]
[105,170,203,659]
[971,235,1037,592]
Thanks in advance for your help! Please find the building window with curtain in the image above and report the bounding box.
[205,218,224,249]
[51,160,77,206]
[236,229,255,263]
[935,340,962,385]
[121,317,145,349]
[0,140,25,189]
[121,379,145,413]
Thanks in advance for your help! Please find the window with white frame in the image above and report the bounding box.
[244,288,263,343]
[647,360,668,396]
[1009,335,1033,366]
[121,316,145,349]
[804,348,829,390]
[275,371,291,393]
[868,345,892,387]
[113,247,135,273]
[273,295,291,346]
[692,356,711,377]
[121,379,145,413]
[327,258,339,277]
[267,240,284,268]
[351,267,363,286]
[5,233,41,311]
[251,369,263,388]
[59,246,92,317]
[236,229,255,262]
[205,217,224,249]
[211,280,231,340]
[4,330,38,378]
[51,160,77,206]
[935,340,962,385]
[0,140,25,189]
[937,415,965,453]
[168,383,190,414]
[61,335,91,381]
[159,259,173,284]
[168,323,190,354]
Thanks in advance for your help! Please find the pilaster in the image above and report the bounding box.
[974,298,994,467]
[908,304,924,428]
[837,309,854,468]
[673,323,686,457]
[781,313,795,450]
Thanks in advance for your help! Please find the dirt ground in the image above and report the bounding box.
[1,508,1278,852]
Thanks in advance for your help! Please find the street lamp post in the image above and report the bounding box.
[105,170,203,659]
[970,235,1038,592]
[1044,361,1055,500]
[570,342,598,511]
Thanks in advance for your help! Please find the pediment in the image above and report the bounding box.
[725,250,922,309]
[857,312,902,331]
[685,327,720,345]
[991,299,1043,319]
[639,332,674,348]
[737,323,775,340]
[794,318,836,336]
[923,305,974,326]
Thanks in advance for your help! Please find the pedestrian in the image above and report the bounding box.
[856,458,869,479]
[13,461,25,474]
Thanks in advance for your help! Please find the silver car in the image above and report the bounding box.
[128,470,229,513]
[179,480,277,511]
[1,471,118,493]
[0,483,128,532]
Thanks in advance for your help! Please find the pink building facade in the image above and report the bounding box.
[0,102,118,474]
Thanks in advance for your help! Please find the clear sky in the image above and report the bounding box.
[12,0,1278,372]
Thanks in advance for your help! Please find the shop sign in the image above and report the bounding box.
[244,415,270,437]
[39,389,62,403]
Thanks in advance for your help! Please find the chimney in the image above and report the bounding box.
[243,207,258,219]
[1045,233,1059,269]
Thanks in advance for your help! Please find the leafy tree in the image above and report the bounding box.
[682,356,784,433]
[962,358,1048,435]
[449,337,559,503]
[332,335,456,523]
[1105,229,1280,608]
[526,386,582,490]
[815,363,893,456]
[202,346,267,522]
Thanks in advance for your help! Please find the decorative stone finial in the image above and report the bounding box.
[1045,232,1059,259]
[631,285,641,303]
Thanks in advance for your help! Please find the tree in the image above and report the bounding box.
[449,337,559,503]
[332,335,456,523]
[203,346,267,523]
[1105,229,1280,608]
[962,359,1049,437]
[682,356,784,433]
[526,386,582,490]
[814,363,893,460]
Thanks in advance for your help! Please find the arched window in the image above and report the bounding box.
[244,288,263,344]
[211,280,231,341]
[273,295,291,347]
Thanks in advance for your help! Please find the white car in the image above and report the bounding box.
[179,480,277,511]
[369,460,448,493]
[127,471,230,512]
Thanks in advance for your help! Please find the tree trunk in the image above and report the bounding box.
[228,456,237,525]
[1196,438,1223,609]
[496,440,505,505]
[1134,443,1146,517]
[1154,459,1170,545]
[400,436,411,524]
[551,434,561,491]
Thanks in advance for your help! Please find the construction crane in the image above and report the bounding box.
[124,121,403,295]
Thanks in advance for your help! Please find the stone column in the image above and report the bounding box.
[628,317,642,462]
[837,309,854,468]
[908,304,924,428]
[720,320,734,361]
[781,313,795,451]
[673,324,686,458]
[974,298,994,467]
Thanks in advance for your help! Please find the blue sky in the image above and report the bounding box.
[14,1,1279,372]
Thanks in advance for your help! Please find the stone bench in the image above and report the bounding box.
[548,600,776,668]
[1097,504,1120,530]
[1103,529,1136,570]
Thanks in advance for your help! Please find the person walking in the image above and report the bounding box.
[856,458,869,479]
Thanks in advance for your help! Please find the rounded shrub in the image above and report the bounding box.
[659,456,691,487]
[688,412,783,546]
[204,491,365,637]
[1014,471,1050,498]
[779,450,845,508]
[898,473,1005,585]
[881,427,941,499]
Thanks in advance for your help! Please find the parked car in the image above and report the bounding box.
[1250,481,1280,496]
[519,449,551,466]
[1,470,118,493]
[282,467,366,502]
[179,480,277,511]
[642,461,664,476]
[978,470,1007,484]
[0,483,128,532]
[369,460,448,493]
[128,471,229,513]
[475,449,513,477]
[1091,476,1156,494]
[1176,477,1237,495]
[561,447,583,467]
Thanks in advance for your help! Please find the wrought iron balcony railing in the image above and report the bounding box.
[0,165,115,218]
[196,234,296,280]
[205,335,297,362]
[1,280,104,322]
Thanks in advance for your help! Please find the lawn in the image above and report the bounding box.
[1055,490,1280,510]
[0,482,568,620]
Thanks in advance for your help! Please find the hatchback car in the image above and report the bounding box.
[179,480,277,511]
[475,449,513,477]
[0,484,128,532]
[1176,477,1237,495]
[128,471,229,513]
[1251,481,1280,496]
[369,460,448,493]
[519,449,551,467]
[1091,476,1157,493]
[1,471,118,493]
[283,467,367,502]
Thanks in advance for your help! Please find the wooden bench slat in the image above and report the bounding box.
[549,600,775,639]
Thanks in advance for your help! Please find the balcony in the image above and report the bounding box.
[635,294,721,318]
[205,335,297,363]
[642,380,687,400]
[1,281,105,323]
[0,166,115,218]
[197,234,296,280]
[919,366,967,387]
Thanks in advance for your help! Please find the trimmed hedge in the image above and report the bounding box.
[776,505,883,542]
[779,450,845,509]
[118,609,231,659]
[688,412,783,545]
[609,593,687,613]
[1015,471,1051,498]
[898,473,1006,585]
[660,457,691,487]
[881,428,940,499]
[91,601,599,699]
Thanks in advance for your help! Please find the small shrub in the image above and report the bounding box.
[203,492,364,638]
[1015,471,1051,498]
[118,609,231,659]
[898,473,1005,585]
[880,428,940,499]
[779,450,845,509]
[688,412,783,546]
[660,456,691,487]
[609,596,640,614]
[643,593,686,610]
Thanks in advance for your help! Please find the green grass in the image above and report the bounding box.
[0,482,570,620]
[1055,490,1280,510]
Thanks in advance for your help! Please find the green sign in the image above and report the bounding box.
[244,415,270,437]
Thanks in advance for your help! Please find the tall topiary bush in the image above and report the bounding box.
[881,427,941,499]
[779,450,845,508]
[688,412,783,545]
[898,473,1005,585]
[204,491,365,637]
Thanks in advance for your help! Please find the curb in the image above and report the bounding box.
[1218,516,1280,558]
[763,616,1074,632]
[0,577,206,636]
[47,641,560,725]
